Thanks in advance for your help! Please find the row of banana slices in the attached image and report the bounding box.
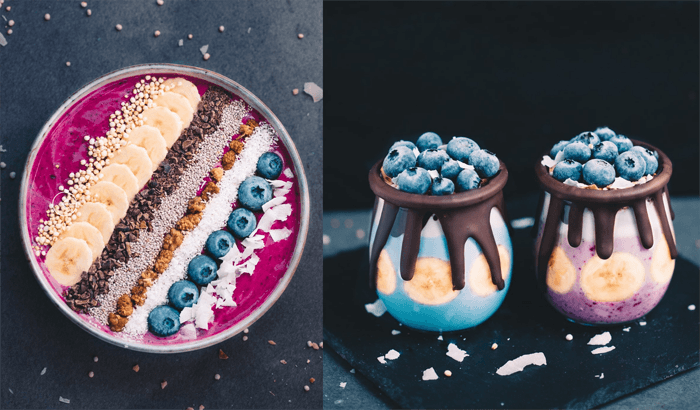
[45,78,202,287]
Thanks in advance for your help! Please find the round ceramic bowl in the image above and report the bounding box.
[19,64,310,353]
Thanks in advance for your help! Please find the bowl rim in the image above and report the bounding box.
[18,63,310,353]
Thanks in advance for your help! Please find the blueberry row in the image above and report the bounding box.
[382,132,501,196]
[549,127,659,187]
[147,152,284,337]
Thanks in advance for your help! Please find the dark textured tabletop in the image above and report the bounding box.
[0,1,322,409]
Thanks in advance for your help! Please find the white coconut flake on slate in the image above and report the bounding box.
[269,227,292,242]
[0,32,7,47]
[8,389,13,394]
[595,373,605,379]
[591,346,616,355]
[340,382,347,388]
[200,44,209,55]
[446,343,469,362]
[391,330,401,335]
[303,82,323,102]
[365,299,387,317]
[41,367,47,376]
[377,356,386,364]
[384,349,400,360]
[689,305,696,311]
[422,367,439,381]
[123,123,277,336]
[178,39,183,46]
[283,168,293,178]
[496,352,547,376]
[622,327,631,332]
[639,321,647,326]
[59,397,70,404]
[511,217,535,229]
[588,331,612,346]
[437,335,443,341]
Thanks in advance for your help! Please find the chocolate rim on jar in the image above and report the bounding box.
[368,159,509,291]
[533,139,677,292]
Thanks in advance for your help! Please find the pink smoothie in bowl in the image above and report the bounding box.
[20,64,309,353]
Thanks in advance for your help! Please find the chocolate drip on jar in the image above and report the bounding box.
[534,139,677,293]
[368,160,509,291]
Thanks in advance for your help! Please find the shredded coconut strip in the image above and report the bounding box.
[123,123,277,336]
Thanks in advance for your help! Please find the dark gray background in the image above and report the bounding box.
[0,1,322,409]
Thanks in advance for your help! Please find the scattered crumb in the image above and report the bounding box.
[199,406,205,410]
[116,24,122,31]
[66,62,71,67]
[6,29,11,35]
[9,172,16,179]
[595,373,605,379]
[377,356,386,364]
[639,321,647,326]
[188,34,193,39]
[44,14,51,21]
[303,82,323,102]
[81,1,87,7]
[446,343,469,362]
[444,370,452,377]
[311,342,319,350]
[88,371,94,378]
[248,27,251,33]
[5,6,9,11]
[203,53,210,61]
[496,352,547,376]
[298,33,304,39]
[214,374,220,380]
[187,407,194,410]
[244,328,249,334]
[307,359,310,364]
[320,342,323,349]
[310,378,315,384]
[8,20,13,27]
[339,381,347,389]
[0,33,6,46]
[8,389,12,394]
[58,397,70,404]
[87,9,92,16]
[364,299,386,317]
[218,349,229,359]
[322,234,330,245]
[292,88,299,95]
[437,335,443,341]
[566,334,573,341]
[623,327,631,332]
[93,356,99,362]
[133,364,140,372]
[307,340,313,347]
[591,346,616,355]
[268,340,276,345]
[280,360,287,365]
[384,349,400,360]
[688,305,696,311]
[350,369,355,374]
[157,0,164,5]
[41,367,47,376]
[391,330,401,336]
[178,39,183,46]
[491,343,498,350]
[161,381,167,389]
[219,26,224,32]
[154,30,161,37]
[588,331,612,346]
[243,336,248,341]
[422,367,439,381]
[200,44,209,55]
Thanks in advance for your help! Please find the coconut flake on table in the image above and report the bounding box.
[59,397,70,404]
[122,123,277,336]
[200,44,209,55]
[178,39,183,46]
[339,382,347,388]
[377,356,386,364]
[496,352,547,376]
[446,343,469,362]
[0,32,7,47]
[391,330,401,335]
[283,168,294,178]
[41,367,47,376]
[622,327,631,332]
[365,299,386,317]
[303,82,323,102]
[595,373,605,379]
[384,349,400,361]
[591,346,616,355]
[587,331,612,346]
[422,367,439,381]
[437,335,443,341]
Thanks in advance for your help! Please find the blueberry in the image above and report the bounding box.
[629,146,659,175]
[148,305,181,337]
[430,177,455,196]
[468,149,500,178]
[440,159,462,180]
[256,152,283,179]
[416,132,443,152]
[382,146,416,178]
[550,140,570,158]
[446,137,480,162]
[594,126,616,141]
[227,208,257,238]
[456,168,481,191]
[396,167,431,194]
[417,149,450,171]
[615,151,646,181]
[205,230,236,259]
[582,159,616,187]
[168,280,200,310]
[610,134,633,153]
[562,141,591,163]
[238,176,272,211]
[592,141,619,164]
[187,254,219,285]
[571,131,600,147]
[390,140,417,152]
[552,159,582,182]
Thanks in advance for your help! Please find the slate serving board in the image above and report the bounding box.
[324,221,699,409]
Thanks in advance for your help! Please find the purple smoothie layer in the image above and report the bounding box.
[24,72,301,345]
[546,235,669,324]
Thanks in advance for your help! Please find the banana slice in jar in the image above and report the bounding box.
[100,163,140,202]
[580,252,645,303]
[74,202,115,244]
[376,249,397,295]
[111,144,153,187]
[45,237,93,286]
[126,125,167,172]
[546,246,576,294]
[89,181,129,224]
[59,221,105,262]
[468,245,511,297]
[650,236,675,284]
[141,106,184,149]
[404,257,459,305]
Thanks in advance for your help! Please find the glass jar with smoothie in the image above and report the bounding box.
[368,133,512,332]
[534,128,677,325]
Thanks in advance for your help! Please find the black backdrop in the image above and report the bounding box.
[324,1,699,210]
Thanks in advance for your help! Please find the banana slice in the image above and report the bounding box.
[127,126,167,172]
[141,106,184,148]
[100,163,140,202]
[580,252,645,303]
[153,92,195,128]
[45,237,93,286]
[469,245,511,297]
[404,257,459,305]
[60,221,105,262]
[75,202,115,244]
[650,236,675,284]
[111,144,153,187]
[90,181,129,224]
[546,246,576,294]
[376,249,397,295]
[163,78,201,110]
